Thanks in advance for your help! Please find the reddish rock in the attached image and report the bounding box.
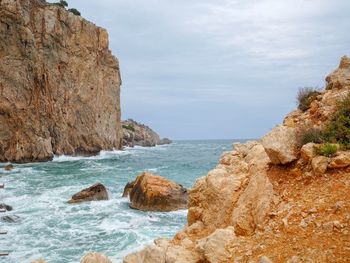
[68,183,109,204]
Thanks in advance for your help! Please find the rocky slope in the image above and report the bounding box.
[124,57,350,263]
[122,119,171,147]
[0,0,122,163]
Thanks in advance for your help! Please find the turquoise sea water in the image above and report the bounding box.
[0,140,241,263]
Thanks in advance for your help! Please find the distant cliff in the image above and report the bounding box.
[0,0,122,163]
[122,119,171,147]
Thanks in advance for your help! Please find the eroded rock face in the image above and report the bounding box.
[68,183,109,204]
[80,252,112,263]
[0,0,122,163]
[122,119,171,147]
[125,172,187,212]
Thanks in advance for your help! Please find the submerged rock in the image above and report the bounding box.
[0,203,13,211]
[68,183,109,204]
[80,252,112,263]
[1,215,20,223]
[4,164,14,171]
[124,172,188,211]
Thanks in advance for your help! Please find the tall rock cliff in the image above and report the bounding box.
[0,0,122,163]
[124,57,350,262]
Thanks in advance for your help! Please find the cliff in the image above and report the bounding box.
[122,119,171,147]
[0,0,122,163]
[124,57,350,263]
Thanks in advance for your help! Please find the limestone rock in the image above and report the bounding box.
[196,226,235,263]
[326,56,350,90]
[123,243,167,263]
[261,125,298,164]
[231,172,274,235]
[311,156,329,175]
[259,256,273,263]
[328,151,350,168]
[300,143,316,162]
[122,119,171,147]
[68,183,109,204]
[80,252,112,263]
[165,245,200,263]
[125,172,187,211]
[31,259,47,263]
[0,0,122,163]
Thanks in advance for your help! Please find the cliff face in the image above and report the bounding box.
[0,0,122,163]
[124,57,350,263]
[122,119,171,147]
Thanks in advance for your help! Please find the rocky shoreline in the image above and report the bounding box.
[123,57,350,262]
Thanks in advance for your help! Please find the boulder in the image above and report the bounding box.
[125,172,187,211]
[4,164,14,171]
[31,259,47,263]
[328,151,350,168]
[0,203,13,211]
[261,125,298,164]
[311,156,329,175]
[80,252,112,263]
[122,181,135,197]
[300,143,316,162]
[159,138,172,145]
[68,183,109,204]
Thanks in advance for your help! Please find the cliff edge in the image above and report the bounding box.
[0,0,122,163]
[124,57,350,262]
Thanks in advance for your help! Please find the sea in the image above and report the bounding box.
[0,140,244,263]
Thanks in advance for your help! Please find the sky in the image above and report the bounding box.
[50,0,349,140]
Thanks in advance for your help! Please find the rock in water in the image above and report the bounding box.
[125,172,188,211]
[0,203,13,211]
[4,164,14,171]
[80,252,112,263]
[0,0,122,163]
[122,181,135,198]
[68,183,109,204]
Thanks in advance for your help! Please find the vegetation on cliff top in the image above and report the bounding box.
[297,87,321,112]
[52,1,81,16]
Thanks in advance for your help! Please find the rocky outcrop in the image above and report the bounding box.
[123,172,188,212]
[0,0,122,163]
[122,119,171,147]
[123,57,350,262]
[80,252,112,263]
[68,183,109,204]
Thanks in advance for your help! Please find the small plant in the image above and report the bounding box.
[323,93,350,149]
[297,87,321,112]
[298,127,325,146]
[314,143,338,157]
[68,8,81,16]
[53,0,68,7]
[122,124,135,132]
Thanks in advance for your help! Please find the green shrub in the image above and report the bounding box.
[53,0,68,8]
[323,94,350,149]
[297,87,321,112]
[122,124,135,132]
[299,127,325,146]
[314,143,338,157]
[68,8,81,16]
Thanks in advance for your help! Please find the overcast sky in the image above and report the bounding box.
[53,0,349,139]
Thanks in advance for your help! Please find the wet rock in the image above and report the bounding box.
[1,215,20,223]
[31,259,47,263]
[159,138,172,145]
[68,183,109,204]
[4,164,14,171]
[261,125,298,164]
[122,181,135,197]
[80,252,112,263]
[0,203,13,211]
[125,172,188,212]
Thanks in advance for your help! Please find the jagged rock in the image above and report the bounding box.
[300,143,316,162]
[1,215,20,223]
[0,203,13,211]
[123,243,167,263]
[68,183,109,204]
[80,252,112,263]
[261,125,298,164]
[326,56,350,90]
[4,164,14,171]
[196,226,235,263]
[125,172,187,211]
[311,156,329,175]
[231,172,274,235]
[328,151,350,168]
[0,0,122,163]
[122,119,171,147]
